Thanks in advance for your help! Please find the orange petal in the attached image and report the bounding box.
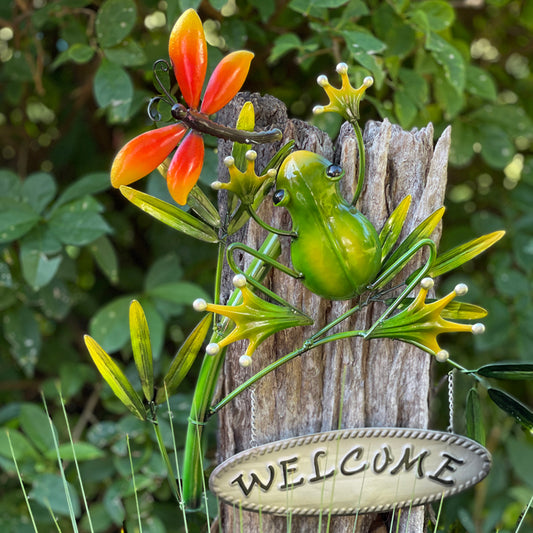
[200,51,254,115]
[111,124,187,187]
[167,132,204,205]
[169,9,207,109]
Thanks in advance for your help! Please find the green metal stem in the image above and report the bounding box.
[181,233,281,509]
[246,206,297,238]
[350,119,365,206]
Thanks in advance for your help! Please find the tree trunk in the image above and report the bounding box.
[215,93,450,532]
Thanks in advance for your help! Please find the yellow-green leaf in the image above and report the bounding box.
[129,300,153,402]
[120,186,219,243]
[379,195,412,260]
[441,300,488,320]
[232,101,255,171]
[155,314,212,404]
[187,186,221,228]
[429,230,505,278]
[377,206,445,286]
[84,335,145,420]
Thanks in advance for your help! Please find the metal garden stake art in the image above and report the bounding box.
[84,8,530,522]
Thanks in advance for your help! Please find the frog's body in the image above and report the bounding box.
[275,151,382,300]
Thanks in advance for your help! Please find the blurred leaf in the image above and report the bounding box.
[129,300,154,402]
[89,296,132,353]
[53,172,110,210]
[426,33,465,92]
[2,51,33,82]
[343,30,386,85]
[373,4,416,58]
[93,59,133,122]
[506,437,533,488]
[379,195,411,260]
[89,235,119,284]
[494,268,530,297]
[120,186,219,243]
[410,1,455,32]
[52,43,95,69]
[394,88,418,129]
[38,279,72,320]
[145,254,183,290]
[21,172,56,214]
[478,124,515,169]
[487,388,533,432]
[96,0,137,48]
[19,403,56,454]
[21,225,62,255]
[475,363,533,380]
[104,40,147,67]
[0,169,21,199]
[156,314,212,404]
[29,473,81,517]
[45,441,106,462]
[20,246,62,291]
[84,335,146,420]
[269,34,302,64]
[466,65,497,101]
[49,197,111,246]
[449,120,476,166]
[147,281,210,306]
[429,230,505,278]
[0,199,40,244]
[2,306,41,377]
[0,261,13,288]
[0,430,39,461]
[465,388,485,445]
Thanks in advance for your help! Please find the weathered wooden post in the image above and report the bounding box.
[215,92,450,532]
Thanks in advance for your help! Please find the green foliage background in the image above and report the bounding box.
[0,0,532,531]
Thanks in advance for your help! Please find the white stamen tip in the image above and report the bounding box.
[239,355,252,367]
[193,298,207,312]
[472,323,485,335]
[421,277,434,290]
[245,150,257,161]
[317,75,329,87]
[206,343,220,356]
[211,181,223,190]
[435,350,449,363]
[224,156,235,168]
[267,169,277,177]
[363,76,374,87]
[233,274,247,288]
[313,105,325,115]
[336,63,348,74]
[454,283,468,296]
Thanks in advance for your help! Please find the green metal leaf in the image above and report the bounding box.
[120,186,219,243]
[187,186,221,228]
[129,300,154,402]
[155,314,212,404]
[84,335,146,420]
[378,206,445,285]
[476,363,533,381]
[487,387,533,432]
[379,195,411,260]
[232,101,255,171]
[441,301,488,320]
[429,230,505,277]
[465,388,485,445]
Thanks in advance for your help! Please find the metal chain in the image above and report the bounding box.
[447,369,455,433]
[250,385,258,447]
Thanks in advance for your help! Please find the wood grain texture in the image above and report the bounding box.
[215,93,450,532]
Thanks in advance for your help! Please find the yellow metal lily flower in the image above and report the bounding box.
[367,278,486,360]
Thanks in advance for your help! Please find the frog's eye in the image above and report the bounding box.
[273,189,290,206]
[326,164,344,180]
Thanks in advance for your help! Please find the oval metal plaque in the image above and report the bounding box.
[209,428,491,515]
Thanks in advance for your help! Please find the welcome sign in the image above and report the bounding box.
[209,428,491,515]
